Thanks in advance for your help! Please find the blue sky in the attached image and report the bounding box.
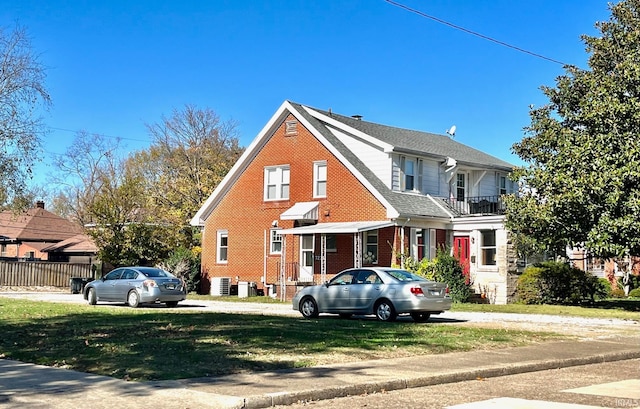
[1,0,611,188]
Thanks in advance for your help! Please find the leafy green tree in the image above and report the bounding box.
[0,25,51,208]
[86,159,175,267]
[505,0,640,284]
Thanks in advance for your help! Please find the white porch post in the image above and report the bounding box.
[280,235,287,301]
[320,233,327,284]
[354,232,362,268]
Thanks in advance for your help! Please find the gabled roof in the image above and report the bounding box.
[40,234,98,253]
[191,101,513,226]
[0,207,85,242]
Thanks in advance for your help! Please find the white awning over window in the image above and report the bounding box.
[279,221,394,235]
[280,201,319,221]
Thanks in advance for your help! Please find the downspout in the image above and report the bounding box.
[263,230,267,289]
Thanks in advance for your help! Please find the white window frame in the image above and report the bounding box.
[499,175,507,195]
[363,231,378,264]
[456,173,466,201]
[400,156,418,192]
[217,230,229,264]
[480,230,497,266]
[270,229,283,254]
[313,160,327,198]
[264,165,290,201]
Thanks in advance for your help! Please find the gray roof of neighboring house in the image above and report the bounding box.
[309,106,514,170]
[290,102,453,219]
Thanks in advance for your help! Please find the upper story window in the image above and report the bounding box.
[313,161,327,198]
[456,173,466,201]
[400,156,422,192]
[217,230,229,263]
[499,175,507,195]
[405,159,414,191]
[264,165,290,201]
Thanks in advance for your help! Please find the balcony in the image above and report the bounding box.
[442,195,506,216]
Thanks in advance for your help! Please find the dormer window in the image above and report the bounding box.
[400,156,422,192]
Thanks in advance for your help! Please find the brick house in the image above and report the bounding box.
[0,201,97,263]
[191,101,519,303]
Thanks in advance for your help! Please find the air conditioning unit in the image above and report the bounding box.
[210,277,231,296]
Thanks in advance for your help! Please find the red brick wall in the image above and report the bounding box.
[200,113,388,294]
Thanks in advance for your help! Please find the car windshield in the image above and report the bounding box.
[384,269,427,282]
[139,268,172,278]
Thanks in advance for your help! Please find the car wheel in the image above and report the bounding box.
[410,312,431,322]
[300,296,319,318]
[127,291,140,308]
[165,301,178,308]
[375,299,397,322]
[338,313,352,319]
[87,288,97,305]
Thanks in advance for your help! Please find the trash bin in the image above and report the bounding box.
[70,277,93,294]
[70,277,84,294]
[249,282,257,297]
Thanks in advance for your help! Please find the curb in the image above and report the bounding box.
[240,349,640,409]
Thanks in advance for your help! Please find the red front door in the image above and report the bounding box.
[453,236,470,280]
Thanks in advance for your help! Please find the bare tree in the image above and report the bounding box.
[0,25,51,208]
[51,131,122,226]
[137,105,243,226]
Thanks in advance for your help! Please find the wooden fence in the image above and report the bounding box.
[0,261,94,288]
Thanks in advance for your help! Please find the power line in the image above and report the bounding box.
[384,0,570,66]
[48,126,151,144]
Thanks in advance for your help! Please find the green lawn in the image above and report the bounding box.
[0,297,571,381]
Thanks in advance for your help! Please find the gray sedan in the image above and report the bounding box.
[83,266,186,308]
[292,267,451,322]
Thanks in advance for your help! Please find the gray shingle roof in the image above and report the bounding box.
[290,102,452,219]
[309,106,513,170]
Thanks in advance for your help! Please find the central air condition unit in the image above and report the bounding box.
[210,277,231,296]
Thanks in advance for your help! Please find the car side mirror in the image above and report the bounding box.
[324,281,330,287]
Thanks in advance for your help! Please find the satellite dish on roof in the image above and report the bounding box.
[446,125,456,138]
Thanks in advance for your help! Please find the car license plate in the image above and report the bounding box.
[166,284,175,290]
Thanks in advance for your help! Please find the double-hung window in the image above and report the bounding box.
[363,231,378,264]
[313,161,327,198]
[400,156,417,191]
[499,175,507,195]
[264,165,290,201]
[480,230,496,266]
[217,230,228,263]
[270,229,283,254]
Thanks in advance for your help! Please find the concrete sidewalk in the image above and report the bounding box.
[1,335,638,409]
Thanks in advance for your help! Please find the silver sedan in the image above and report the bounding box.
[83,266,186,308]
[292,267,452,322]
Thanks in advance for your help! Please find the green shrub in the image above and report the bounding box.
[405,249,472,303]
[516,261,602,306]
[595,278,612,300]
[628,288,640,298]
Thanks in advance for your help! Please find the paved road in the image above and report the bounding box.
[273,359,640,409]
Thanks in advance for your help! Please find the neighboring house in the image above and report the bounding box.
[0,201,97,263]
[191,101,518,304]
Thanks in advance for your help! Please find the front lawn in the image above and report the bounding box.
[0,298,566,381]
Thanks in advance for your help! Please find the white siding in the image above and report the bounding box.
[329,127,392,189]
[477,171,497,196]
[422,159,441,196]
